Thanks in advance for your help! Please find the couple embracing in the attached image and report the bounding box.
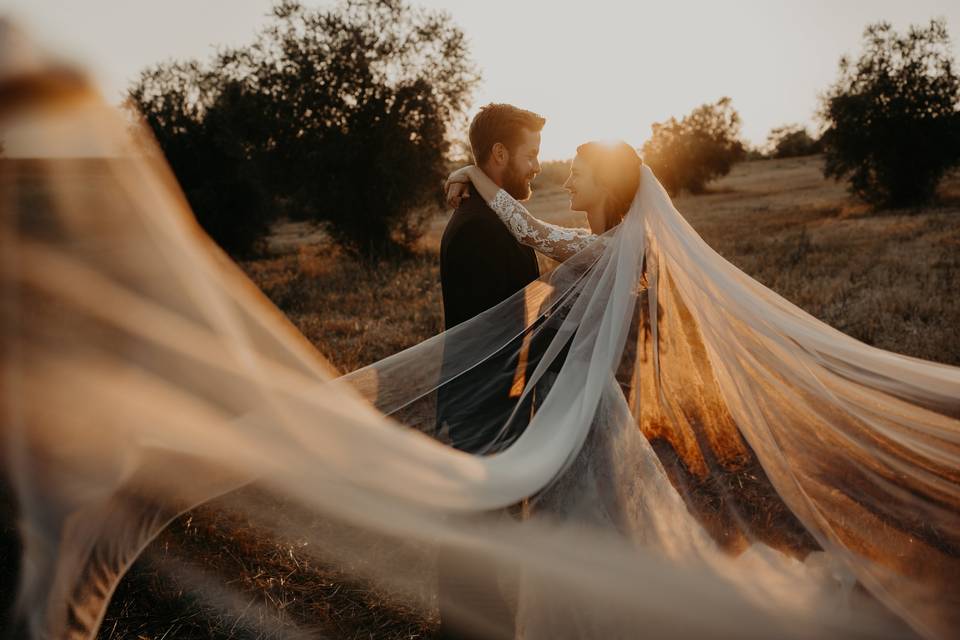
[436,104,654,639]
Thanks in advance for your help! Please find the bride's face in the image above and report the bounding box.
[563,156,606,232]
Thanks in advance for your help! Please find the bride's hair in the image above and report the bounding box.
[575,141,642,231]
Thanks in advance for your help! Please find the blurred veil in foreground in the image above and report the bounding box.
[2,21,959,640]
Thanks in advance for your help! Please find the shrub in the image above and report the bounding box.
[819,19,960,207]
[641,97,745,195]
[129,0,479,258]
[533,159,572,188]
[129,73,270,258]
[766,125,822,159]
[743,145,767,161]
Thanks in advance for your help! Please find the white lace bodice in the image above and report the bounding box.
[488,189,596,262]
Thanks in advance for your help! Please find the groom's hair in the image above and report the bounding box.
[469,103,545,165]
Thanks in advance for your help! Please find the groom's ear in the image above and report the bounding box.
[491,142,509,167]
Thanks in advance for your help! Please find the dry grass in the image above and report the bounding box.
[672,156,960,364]
[101,155,960,638]
[102,487,436,640]
[243,242,443,373]
[249,154,960,370]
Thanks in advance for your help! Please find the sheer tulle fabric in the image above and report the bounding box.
[2,26,958,640]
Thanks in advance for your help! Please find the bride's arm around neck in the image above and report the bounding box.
[452,166,596,262]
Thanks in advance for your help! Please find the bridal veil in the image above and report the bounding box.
[2,25,958,639]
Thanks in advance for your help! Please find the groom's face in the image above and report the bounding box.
[503,128,541,201]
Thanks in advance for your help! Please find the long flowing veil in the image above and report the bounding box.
[2,24,959,640]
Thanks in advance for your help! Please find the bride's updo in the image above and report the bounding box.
[575,141,642,231]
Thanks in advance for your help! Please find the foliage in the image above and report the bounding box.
[743,145,767,161]
[819,19,960,208]
[533,159,572,188]
[447,137,474,165]
[129,0,479,258]
[129,70,270,258]
[765,124,822,158]
[641,97,745,194]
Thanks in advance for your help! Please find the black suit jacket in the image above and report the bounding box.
[440,185,540,329]
[437,185,540,451]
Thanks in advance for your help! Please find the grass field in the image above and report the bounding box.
[100,155,960,638]
[252,154,960,373]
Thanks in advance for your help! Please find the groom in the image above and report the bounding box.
[436,103,544,640]
[438,102,545,453]
[440,103,543,333]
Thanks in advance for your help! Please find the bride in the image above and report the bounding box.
[440,143,895,638]
[439,140,959,638]
[4,27,959,640]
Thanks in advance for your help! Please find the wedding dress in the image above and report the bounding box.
[2,23,959,640]
[483,187,898,638]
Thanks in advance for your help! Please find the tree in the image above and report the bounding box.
[766,124,821,158]
[641,97,745,195]
[533,159,573,188]
[129,67,270,258]
[819,19,960,208]
[129,0,478,258]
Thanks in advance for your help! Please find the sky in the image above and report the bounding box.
[5,0,960,160]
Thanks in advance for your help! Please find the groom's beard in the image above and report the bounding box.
[503,162,535,201]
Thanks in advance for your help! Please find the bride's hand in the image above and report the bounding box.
[444,165,474,209]
[446,182,470,209]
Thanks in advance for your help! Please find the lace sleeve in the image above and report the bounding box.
[488,190,597,262]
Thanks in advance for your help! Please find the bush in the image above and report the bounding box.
[743,146,767,161]
[819,19,960,208]
[766,125,822,159]
[533,159,572,188]
[129,0,479,258]
[641,97,745,195]
[129,72,270,258]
